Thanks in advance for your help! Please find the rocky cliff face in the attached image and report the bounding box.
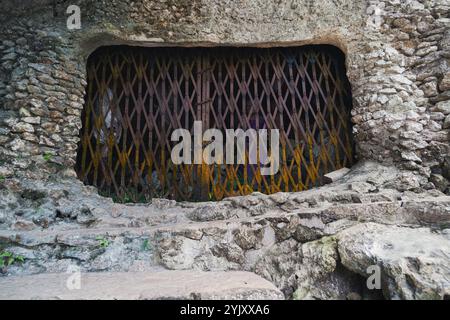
[0,0,449,299]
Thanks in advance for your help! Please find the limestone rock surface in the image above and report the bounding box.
[0,270,284,300]
[337,223,450,300]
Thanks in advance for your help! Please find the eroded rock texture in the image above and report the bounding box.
[338,223,450,300]
[0,0,449,189]
[0,0,449,300]
[0,161,449,299]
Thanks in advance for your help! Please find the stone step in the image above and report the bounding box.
[5,172,446,234]
[1,197,449,277]
[0,270,284,300]
[3,196,449,246]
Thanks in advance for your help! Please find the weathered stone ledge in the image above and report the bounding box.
[0,270,284,300]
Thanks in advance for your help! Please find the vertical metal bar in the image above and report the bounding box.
[183,55,192,198]
[275,52,288,192]
[242,54,249,192]
[106,54,115,193]
[311,51,321,185]
[120,55,130,200]
[253,54,262,192]
[264,52,274,194]
[161,54,167,195]
[215,58,222,199]
[301,53,312,187]
[287,53,302,192]
[201,51,210,201]
[172,53,179,199]
[194,52,202,200]
[148,56,154,197]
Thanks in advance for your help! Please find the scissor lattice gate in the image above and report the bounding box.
[76,46,354,202]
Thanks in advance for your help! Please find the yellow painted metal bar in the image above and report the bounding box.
[77,47,353,202]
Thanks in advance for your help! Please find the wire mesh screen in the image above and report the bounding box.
[75,45,354,202]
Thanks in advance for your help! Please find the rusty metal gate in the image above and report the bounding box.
[75,46,354,202]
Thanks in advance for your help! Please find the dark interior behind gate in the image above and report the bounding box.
[75,45,354,202]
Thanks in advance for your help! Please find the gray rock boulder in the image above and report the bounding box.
[337,223,450,300]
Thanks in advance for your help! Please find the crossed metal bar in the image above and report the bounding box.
[75,46,354,202]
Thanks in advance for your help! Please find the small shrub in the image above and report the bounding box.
[96,236,109,248]
[42,152,53,162]
[0,251,25,268]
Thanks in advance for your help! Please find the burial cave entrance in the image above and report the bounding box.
[75,45,354,202]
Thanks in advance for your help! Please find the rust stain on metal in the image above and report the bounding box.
[75,46,354,202]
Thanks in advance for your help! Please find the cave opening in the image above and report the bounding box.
[75,45,354,202]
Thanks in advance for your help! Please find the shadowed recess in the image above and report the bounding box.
[75,45,354,202]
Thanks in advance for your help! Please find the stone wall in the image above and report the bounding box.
[0,1,449,300]
[0,0,449,193]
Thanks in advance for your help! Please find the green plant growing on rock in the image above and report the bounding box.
[42,152,53,162]
[0,251,25,269]
[96,236,109,248]
[141,239,152,251]
[122,193,133,203]
[0,175,5,183]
